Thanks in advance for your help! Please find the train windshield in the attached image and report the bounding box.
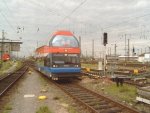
[52,54,79,64]
[51,35,79,47]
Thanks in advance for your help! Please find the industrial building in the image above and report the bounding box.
[0,39,22,59]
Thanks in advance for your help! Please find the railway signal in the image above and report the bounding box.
[103,32,108,76]
[103,32,108,46]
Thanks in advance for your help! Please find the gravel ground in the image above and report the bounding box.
[3,68,144,113]
[1,68,79,113]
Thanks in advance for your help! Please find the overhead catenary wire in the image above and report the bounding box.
[103,13,150,30]
[1,0,67,34]
[85,13,150,37]
[54,0,88,29]
[44,0,88,43]
[26,0,66,17]
[2,0,19,27]
[0,11,16,33]
[1,0,150,56]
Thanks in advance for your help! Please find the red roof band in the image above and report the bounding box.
[36,46,80,54]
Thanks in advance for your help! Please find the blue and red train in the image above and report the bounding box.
[36,30,81,80]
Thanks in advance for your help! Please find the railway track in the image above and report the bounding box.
[55,82,140,113]
[0,65,28,97]
[33,65,140,113]
[82,69,149,87]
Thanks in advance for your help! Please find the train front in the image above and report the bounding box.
[48,31,81,79]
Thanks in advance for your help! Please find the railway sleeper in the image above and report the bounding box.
[77,95,98,99]
[96,100,108,105]
[68,91,86,94]
[66,90,83,93]
[88,101,109,106]
[85,100,107,105]
[93,104,111,110]
[78,97,93,101]
[98,107,122,113]
[69,88,83,91]
[64,88,82,91]
[77,95,95,98]
[14,71,25,74]
[81,98,99,103]
[75,95,94,99]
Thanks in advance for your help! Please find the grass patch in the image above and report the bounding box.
[0,61,13,74]
[5,105,12,110]
[2,104,12,113]
[82,82,137,104]
[36,106,53,113]
[0,60,22,76]
[102,84,136,103]
[15,61,22,69]
[4,105,12,110]
[2,111,10,113]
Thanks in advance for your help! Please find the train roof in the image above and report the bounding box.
[52,31,74,36]
[35,45,49,53]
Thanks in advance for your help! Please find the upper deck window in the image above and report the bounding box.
[51,35,79,47]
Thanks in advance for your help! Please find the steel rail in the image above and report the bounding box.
[0,65,28,97]
[54,83,140,113]
[33,66,140,113]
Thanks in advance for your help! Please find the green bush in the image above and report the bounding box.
[119,87,130,92]
[36,106,52,113]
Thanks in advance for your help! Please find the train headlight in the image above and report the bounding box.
[75,65,78,67]
[53,65,58,67]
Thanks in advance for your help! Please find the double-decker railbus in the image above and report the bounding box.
[36,31,81,80]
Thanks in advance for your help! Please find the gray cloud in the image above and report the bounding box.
[0,0,150,57]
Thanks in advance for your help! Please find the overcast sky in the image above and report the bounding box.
[0,0,150,57]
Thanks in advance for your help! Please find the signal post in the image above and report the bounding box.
[103,32,107,76]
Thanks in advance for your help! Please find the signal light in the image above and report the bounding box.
[103,32,108,46]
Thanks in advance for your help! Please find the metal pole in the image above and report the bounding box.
[1,30,5,67]
[79,36,81,47]
[99,52,101,60]
[110,47,111,56]
[79,36,81,57]
[125,34,126,61]
[86,49,87,58]
[145,47,146,53]
[92,39,94,59]
[104,46,106,76]
[128,39,130,61]
[10,40,11,57]
[115,44,117,60]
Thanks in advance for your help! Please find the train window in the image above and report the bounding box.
[51,35,79,47]
[44,57,51,66]
[54,61,65,64]
[52,54,79,65]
